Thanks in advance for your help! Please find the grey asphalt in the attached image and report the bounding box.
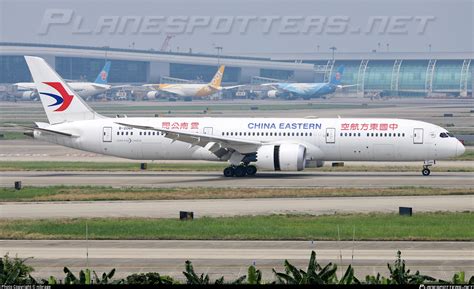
[1,195,473,219]
[2,240,472,281]
[1,170,474,188]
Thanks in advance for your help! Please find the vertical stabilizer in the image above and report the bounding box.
[24,56,104,124]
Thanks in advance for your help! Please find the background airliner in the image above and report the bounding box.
[144,65,229,98]
[15,61,112,99]
[23,56,464,177]
[263,65,356,99]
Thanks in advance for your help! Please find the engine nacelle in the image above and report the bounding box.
[266,90,279,98]
[146,91,160,100]
[19,91,36,100]
[255,144,306,171]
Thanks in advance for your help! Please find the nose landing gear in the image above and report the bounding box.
[223,164,257,177]
[421,160,435,176]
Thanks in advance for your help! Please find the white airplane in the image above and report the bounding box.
[144,65,231,98]
[23,56,465,177]
[15,61,112,99]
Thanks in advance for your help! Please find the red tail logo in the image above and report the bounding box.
[39,82,74,112]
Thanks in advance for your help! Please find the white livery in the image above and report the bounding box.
[24,56,465,177]
[15,61,112,99]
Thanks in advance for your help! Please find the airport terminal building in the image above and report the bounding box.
[0,42,472,97]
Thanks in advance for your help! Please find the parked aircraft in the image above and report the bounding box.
[15,61,112,99]
[23,56,464,177]
[263,65,356,99]
[144,65,230,98]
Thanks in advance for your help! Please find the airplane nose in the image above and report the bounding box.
[456,141,465,157]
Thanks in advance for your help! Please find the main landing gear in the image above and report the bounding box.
[421,160,435,176]
[223,164,257,177]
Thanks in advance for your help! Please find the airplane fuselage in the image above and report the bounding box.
[274,83,336,99]
[15,82,110,98]
[153,84,218,97]
[33,117,464,165]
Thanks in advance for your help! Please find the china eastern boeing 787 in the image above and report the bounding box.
[23,56,465,177]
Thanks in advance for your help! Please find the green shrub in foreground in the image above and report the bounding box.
[2,251,473,285]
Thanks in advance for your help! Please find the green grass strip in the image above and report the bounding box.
[1,212,472,241]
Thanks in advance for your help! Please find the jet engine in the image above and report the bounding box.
[146,91,160,100]
[255,144,306,171]
[266,90,279,98]
[19,91,36,100]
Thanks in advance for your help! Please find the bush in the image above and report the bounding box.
[0,254,36,285]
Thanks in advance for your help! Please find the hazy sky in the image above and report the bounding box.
[1,0,472,56]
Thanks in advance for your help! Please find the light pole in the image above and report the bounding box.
[103,46,109,63]
[214,45,223,66]
[329,46,337,62]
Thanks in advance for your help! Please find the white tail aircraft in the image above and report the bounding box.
[24,56,465,177]
[15,61,112,99]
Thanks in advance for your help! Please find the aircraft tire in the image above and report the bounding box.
[422,168,431,176]
[223,167,235,177]
[234,165,247,177]
[245,165,257,176]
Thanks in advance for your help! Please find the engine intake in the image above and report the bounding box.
[255,144,306,171]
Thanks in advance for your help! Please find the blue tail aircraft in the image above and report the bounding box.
[262,65,356,99]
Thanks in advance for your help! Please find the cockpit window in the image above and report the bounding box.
[439,132,449,138]
[447,132,454,137]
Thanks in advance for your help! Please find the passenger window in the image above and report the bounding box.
[402,133,405,137]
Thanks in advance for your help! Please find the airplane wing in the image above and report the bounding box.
[33,127,79,137]
[337,84,358,89]
[115,121,262,158]
[220,85,246,90]
[18,125,79,137]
